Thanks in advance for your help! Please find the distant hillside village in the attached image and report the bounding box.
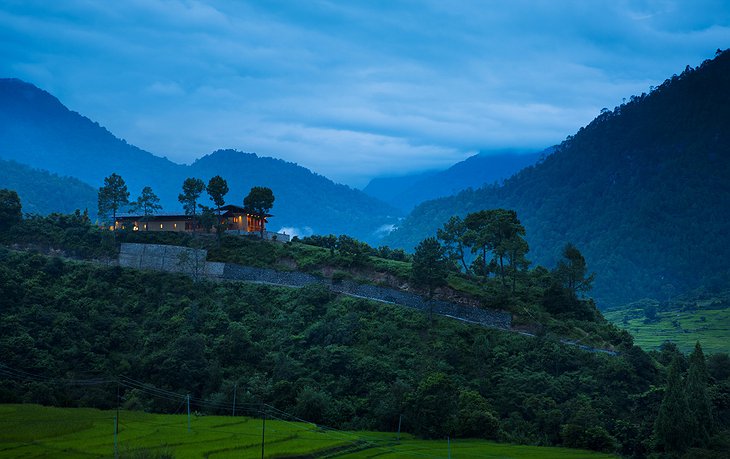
[100,173,290,241]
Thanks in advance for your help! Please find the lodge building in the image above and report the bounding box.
[114,204,289,241]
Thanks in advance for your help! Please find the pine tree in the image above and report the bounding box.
[178,178,205,233]
[131,186,162,230]
[654,356,691,455]
[98,173,129,226]
[686,342,713,447]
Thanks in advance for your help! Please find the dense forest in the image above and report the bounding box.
[384,50,730,307]
[0,160,97,217]
[1,200,729,457]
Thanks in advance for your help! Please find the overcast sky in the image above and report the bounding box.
[1,1,729,187]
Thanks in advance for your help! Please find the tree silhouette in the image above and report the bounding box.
[98,173,129,227]
[131,186,162,230]
[178,178,205,233]
[244,186,275,238]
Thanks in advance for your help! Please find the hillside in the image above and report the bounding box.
[188,150,400,240]
[384,50,730,307]
[0,160,97,216]
[0,78,184,204]
[0,247,660,453]
[0,79,399,242]
[1,207,728,457]
[363,150,543,212]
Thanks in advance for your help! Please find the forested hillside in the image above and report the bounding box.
[1,199,728,457]
[364,150,542,212]
[0,160,97,217]
[385,50,730,307]
[0,78,184,203]
[0,79,399,242]
[0,248,714,456]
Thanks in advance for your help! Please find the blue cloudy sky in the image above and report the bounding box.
[1,1,729,187]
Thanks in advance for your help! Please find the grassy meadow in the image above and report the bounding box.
[0,404,617,459]
[603,304,730,354]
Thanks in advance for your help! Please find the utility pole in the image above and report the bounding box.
[115,381,120,459]
[396,414,402,442]
[232,383,237,417]
[113,416,118,459]
[187,394,191,432]
[260,405,266,459]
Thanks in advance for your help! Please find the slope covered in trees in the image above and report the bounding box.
[0,79,399,242]
[363,150,543,212]
[0,160,97,216]
[385,50,730,306]
[1,199,729,456]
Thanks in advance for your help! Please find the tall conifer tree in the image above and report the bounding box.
[654,356,691,455]
[686,342,713,447]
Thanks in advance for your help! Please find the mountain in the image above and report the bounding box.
[0,159,98,216]
[0,78,184,205]
[0,79,399,241]
[363,150,543,212]
[362,169,439,208]
[187,150,400,239]
[384,49,730,307]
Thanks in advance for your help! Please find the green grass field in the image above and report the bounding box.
[0,404,617,459]
[603,306,730,354]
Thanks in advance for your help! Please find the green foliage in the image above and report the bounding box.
[0,188,22,229]
[410,237,450,299]
[0,404,620,459]
[0,160,98,217]
[437,215,469,272]
[178,178,205,219]
[1,211,115,259]
[554,244,594,296]
[0,250,677,450]
[686,342,714,447]
[243,186,274,237]
[385,51,730,306]
[603,293,730,354]
[130,186,162,216]
[98,173,129,223]
[654,357,691,455]
[205,175,228,210]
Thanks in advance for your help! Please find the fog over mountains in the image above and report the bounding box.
[2,49,729,308]
[385,50,730,306]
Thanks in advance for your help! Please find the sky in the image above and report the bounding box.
[1,1,729,187]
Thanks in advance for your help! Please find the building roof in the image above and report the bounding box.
[220,204,273,218]
[115,206,272,221]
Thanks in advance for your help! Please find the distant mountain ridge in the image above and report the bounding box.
[385,49,730,306]
[363,150,543,212]
[0,78,399,241]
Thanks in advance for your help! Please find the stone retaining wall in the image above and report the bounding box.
[119,243,512,330]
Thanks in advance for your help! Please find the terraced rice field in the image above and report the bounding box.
[604,306,730,354]
[0,404,617,458]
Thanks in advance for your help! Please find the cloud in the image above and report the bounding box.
[1,0,729,186]
[277,226,313,238]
